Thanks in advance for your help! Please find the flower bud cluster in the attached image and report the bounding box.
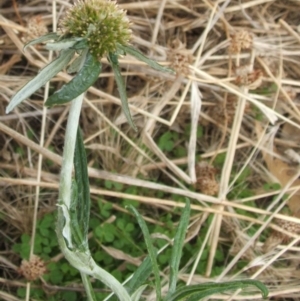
[60,0,131,58]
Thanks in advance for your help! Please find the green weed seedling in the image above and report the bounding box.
[13,213,58,259]
[6,0,268,300]
[125,200,268,301]
[13,233,31,259]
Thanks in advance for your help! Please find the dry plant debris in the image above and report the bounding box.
[229,30,253,54]
[1,0,300,300]
[263,218,300,253]
[22,15,48,44]
[19,255,47,281]
[195,161,219,196]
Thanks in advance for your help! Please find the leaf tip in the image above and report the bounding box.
[6,102,14,114]
[131,123,138,132]
[44,99,52,108]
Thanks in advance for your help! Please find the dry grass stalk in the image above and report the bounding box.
[1,0,300,300]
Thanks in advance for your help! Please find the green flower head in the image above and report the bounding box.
[60,0,132,59]
[7,0,173,130]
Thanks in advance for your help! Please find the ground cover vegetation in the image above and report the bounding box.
[0,0,300,300]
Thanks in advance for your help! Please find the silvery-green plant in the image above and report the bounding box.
[6,0,173,130]
[6,0,268,300]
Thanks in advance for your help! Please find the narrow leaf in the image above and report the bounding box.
[6,49,75,113]
[108,52,137,132]
[186,280,268,301]
[167,199,190,296]
[126,255,154,294]
[45,51,101,107]
[45,37,84,51]
[23,32,59,51]
[69,180,85,250]
[118,44,175,74]
[67,50,88,74]
[129,205,161,300]
[131,285,148,301]
[81,273,98,301]
[71,39,89,50]
[167,280,269,301]
[73,127,91,250]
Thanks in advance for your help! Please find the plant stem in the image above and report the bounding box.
[59,93,83,210]
[56,92,131,301]
[81,273,97,301]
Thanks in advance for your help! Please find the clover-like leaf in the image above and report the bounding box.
[45,51,101,107]
[108,52,137,131]
[6,49,75,113]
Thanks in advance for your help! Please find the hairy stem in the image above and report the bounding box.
[56,93,131,301]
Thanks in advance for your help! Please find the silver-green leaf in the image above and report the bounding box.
[23,32,59,51]
[118,44,175,74]
[6,49,75,113]
[67,50,88,74]
[45,51,101,107]
[167,199,190,296]
[108,52,137,131]
[131,285,148,301]
[45,37,84,51]
[129,205,161,300]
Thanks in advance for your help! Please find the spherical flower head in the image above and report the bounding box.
[60,0,132,58]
